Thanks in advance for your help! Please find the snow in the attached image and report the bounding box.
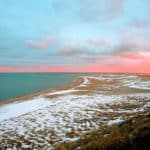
[127,81,150,90]
[107,118,124,125]
[0,97,51,122]
[85,74,150,90]
[47,89,78,95]
[87,74,137,80]
[0,93,149,148]
[78,76,91,87]
[0,94,117,149]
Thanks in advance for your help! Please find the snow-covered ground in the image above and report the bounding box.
[125,80,150,90]
[77,76,91,87]
[0,74,150,149]
[0,97,52,122]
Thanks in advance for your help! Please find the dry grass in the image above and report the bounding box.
[54,114,150,150]
[74,77,150,96]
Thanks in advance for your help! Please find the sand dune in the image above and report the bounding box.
[0,74,149,149]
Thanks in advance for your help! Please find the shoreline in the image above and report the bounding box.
[0,76,84,106]
[0,73,150,106]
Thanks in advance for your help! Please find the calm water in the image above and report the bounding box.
[0,73,80,101]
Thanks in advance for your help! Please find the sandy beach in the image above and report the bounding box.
[0,73,150,149]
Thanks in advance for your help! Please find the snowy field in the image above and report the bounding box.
[0,74,150,149]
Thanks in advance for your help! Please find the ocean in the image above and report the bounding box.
[0,73,80,101]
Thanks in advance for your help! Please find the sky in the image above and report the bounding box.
[0,0,150,73]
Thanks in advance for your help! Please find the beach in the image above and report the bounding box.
[0,73,77,102]
[0,73,150,149]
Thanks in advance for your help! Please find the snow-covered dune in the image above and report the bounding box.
[0,74,150,149]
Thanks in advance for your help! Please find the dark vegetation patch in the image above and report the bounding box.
[55,114,150,150]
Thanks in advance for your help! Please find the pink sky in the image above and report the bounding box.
[1,52,149,73]
[1,0,150,73]
[0,51,150,73]
[0,64,149,73]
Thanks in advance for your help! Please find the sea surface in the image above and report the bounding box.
[0,73,81,101]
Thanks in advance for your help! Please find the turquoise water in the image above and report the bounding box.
[0,73,79,101]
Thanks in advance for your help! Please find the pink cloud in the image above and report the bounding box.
[67,50,150,73]
[115,51,148,60]
[1,51,150,73]
[68,59,150,73]
[26,38,56,49]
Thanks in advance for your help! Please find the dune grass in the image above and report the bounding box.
[55,114,150,150]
